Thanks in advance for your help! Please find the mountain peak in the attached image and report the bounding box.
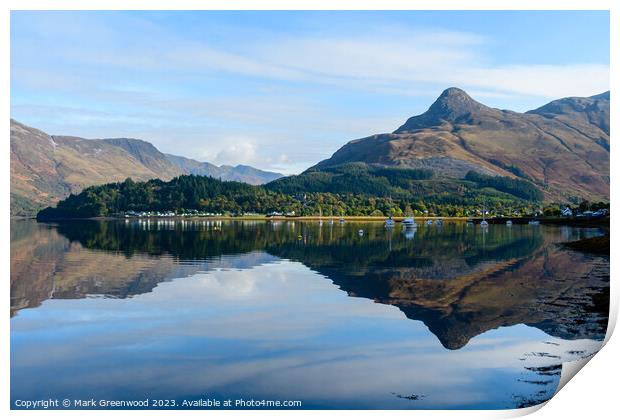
[438,86,471,99]
[428,87,482,115]
[395,87,494,133]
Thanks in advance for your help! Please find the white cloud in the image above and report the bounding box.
[213,139,258,166]
[241,33,608,99]
[456,64,610,98]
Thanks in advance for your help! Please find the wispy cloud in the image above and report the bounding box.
[14,19,608,99]
[10,11,610,173]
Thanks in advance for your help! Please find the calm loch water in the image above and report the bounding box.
[10,220,609,409]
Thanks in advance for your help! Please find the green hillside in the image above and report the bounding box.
[37,171,544,220]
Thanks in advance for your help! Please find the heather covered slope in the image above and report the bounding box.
[10,120,183,216]
[10,120,283,216]
[527,90,610,137]
[310,88,609,202]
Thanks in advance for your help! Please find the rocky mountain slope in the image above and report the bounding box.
[310,88,609,202]
[10,120,184,216]
[10,120,283,216]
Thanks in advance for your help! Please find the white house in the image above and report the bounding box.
[561,207,573,217]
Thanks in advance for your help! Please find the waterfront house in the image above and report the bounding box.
[561,207,573,217]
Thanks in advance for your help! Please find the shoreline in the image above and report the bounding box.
[563,234,610,255]
[27,215,609,227]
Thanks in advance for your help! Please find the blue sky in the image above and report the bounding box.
[11,11,609,174]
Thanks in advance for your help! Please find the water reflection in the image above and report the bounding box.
[10,220,609,409]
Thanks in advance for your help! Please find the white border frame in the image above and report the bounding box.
[2,1,616,420]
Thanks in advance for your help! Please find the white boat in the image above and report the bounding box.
[385,217,396,228]
[358,229,364,236]
[466,219,474,226]
[402,217,417,228]
[506,220,513,226]
[528,220,540,225]
[435,219,443,226]
[339,218,345,224]
[426,220,434,226]
[480,202,489,227]
[328,218,334,225]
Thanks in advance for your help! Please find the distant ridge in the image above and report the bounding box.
[165,154,284,185]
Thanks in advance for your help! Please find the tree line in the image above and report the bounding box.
[37,170,548,220]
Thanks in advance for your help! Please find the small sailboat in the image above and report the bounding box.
[385,196,397,228]
[426,219,434,226]
[339,218,345,224]
[506,220,513,226]
[466,219,474,226]
[480,201,489,227]
[328,218,334,225]
[358,229,364,236]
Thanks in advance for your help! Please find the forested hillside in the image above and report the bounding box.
[37,173,544,220]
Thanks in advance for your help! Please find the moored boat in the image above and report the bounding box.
[402,217,417,228]
[480,201,489,227]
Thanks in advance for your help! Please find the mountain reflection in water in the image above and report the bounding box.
[10,220,609,409]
